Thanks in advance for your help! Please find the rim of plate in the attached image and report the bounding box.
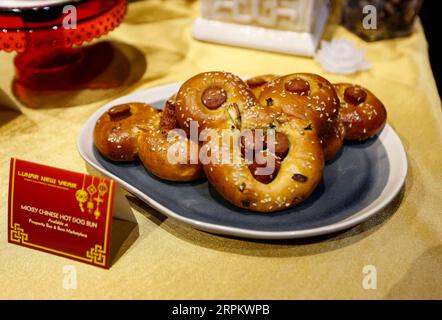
[77,82,408,239]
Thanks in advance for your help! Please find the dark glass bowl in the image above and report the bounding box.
[342,0,423,42]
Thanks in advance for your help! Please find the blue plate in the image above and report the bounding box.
[78,83,407,239]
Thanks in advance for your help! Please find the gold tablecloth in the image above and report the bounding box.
[0,1,441,299]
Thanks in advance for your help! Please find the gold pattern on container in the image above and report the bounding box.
[86,244,106,265]
[86,176,97,213]
[75,174,88,213]
[10,223,29,243]
[93,179,108,220]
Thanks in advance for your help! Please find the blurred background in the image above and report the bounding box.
[419,1,441,93]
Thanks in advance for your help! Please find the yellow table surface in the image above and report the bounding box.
[0,1,441,299]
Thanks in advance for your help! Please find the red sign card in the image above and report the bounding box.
[8,158,115,269]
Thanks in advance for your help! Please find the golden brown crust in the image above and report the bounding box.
[175,71,275,134]
[321,119,345,161]
[138,128,204,182]
[334,83,387,141]
[246,74,278,98]
[176,71,324,212]
[258,73,344,161]
[94,101,204,181]
[202,119,324,212]
[93,102,159,162]
[138,98,204,182]
[160,95,178,131]
[94,73,385,212]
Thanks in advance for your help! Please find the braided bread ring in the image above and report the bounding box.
[94,102,158,162]
[257,73,344,161]
[176,71,324,212]
[334,83,387,141]
[94,101,203,181]
[203,120,324,212]
[176,71,275,134]
[138,97,204,182]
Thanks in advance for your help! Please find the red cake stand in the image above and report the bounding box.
[0,0,127,104]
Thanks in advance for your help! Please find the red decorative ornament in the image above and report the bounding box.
[0,0,127,98]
